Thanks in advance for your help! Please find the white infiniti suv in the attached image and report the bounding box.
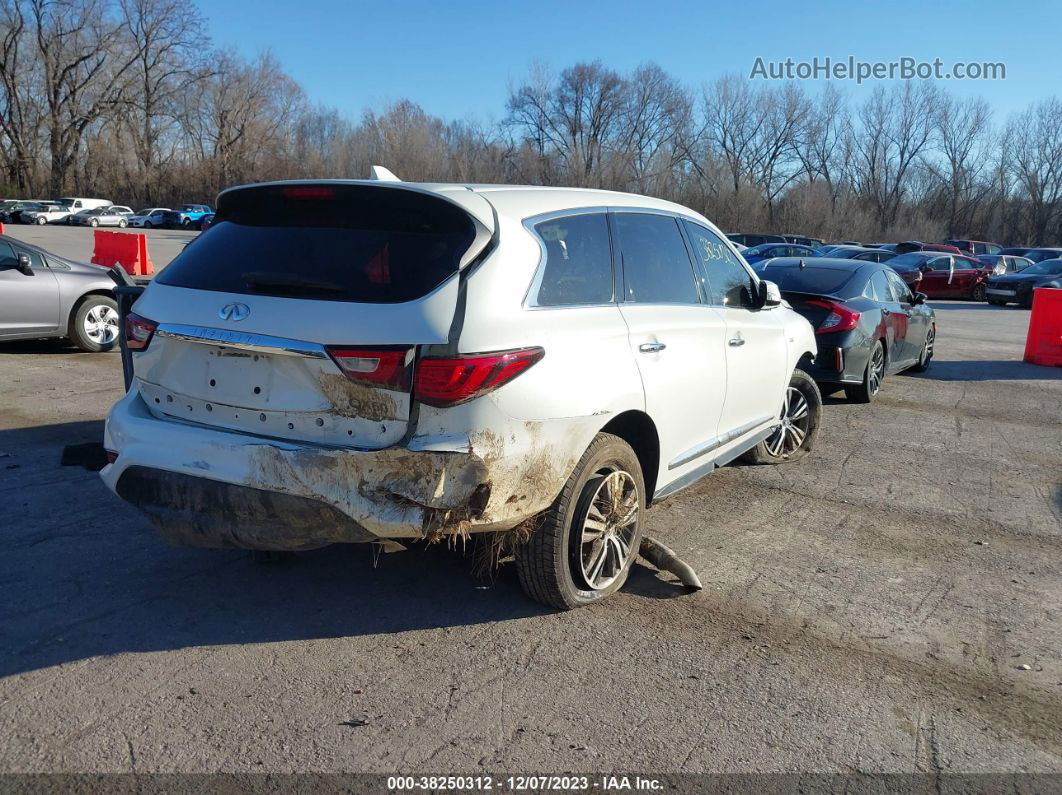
[101,178,821,609]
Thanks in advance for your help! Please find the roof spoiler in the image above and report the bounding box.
[368,165,401,182]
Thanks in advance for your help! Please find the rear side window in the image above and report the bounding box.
[683,221,752,306]
[156,185,477,303]
[613,213,700,304]
[532,214,613,306]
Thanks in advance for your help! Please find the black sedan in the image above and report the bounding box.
[754,258,936,403]
[821,245,897,263]
[984,258,1062,307]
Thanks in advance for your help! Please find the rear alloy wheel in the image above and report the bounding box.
[741,368,822,464]
[846,339,886,403]
[515,433,644,610]
[117,219,127,228]
[972,283,987,302]
[71,296,120,352]
[89,219,98,227]
[909,326,935,373]
[35,216,46,225]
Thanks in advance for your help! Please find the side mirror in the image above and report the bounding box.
[912,292,927,305]
[762,280,783,307]
[919,264,931,273]
[16,253,33,275]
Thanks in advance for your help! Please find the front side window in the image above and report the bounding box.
[864,271,891,302]
[0,240,18,268]
[613,213,700,304]
[885,269,912,302]
[927,256,951,272]
[532,213,613,306]
[683,221,753,307]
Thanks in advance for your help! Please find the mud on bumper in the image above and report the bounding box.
[101,387,593,549]
[116,466,378,550]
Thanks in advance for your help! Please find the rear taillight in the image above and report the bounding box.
[414,347,544,407]
[806,300,860,334]
[125,312,157,350]
[327,347,411,391]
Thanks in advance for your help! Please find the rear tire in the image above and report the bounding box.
[845,339,885,403]
[70,296,120,352]
[118,219,127,228]
[741,368,822,464]
[515,433,644,610]
[972,283,987,302]
[987,298,1007,306]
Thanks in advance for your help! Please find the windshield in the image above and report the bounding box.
[1020,260,1062,275]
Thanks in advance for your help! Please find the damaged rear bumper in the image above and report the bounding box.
[101,387,594,549]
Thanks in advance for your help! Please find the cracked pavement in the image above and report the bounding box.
[0,301,1059,774]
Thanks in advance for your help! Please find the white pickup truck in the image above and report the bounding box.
[24,197,112,225]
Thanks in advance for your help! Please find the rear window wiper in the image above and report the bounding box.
[241,271,346,295]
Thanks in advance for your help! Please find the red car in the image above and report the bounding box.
[885,252,991,300]
[944,239,1003,256]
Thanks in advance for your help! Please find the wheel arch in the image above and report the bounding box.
[599,410,660,505]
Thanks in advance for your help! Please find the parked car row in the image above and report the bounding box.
[727,232,1062,306]
[0,198,214,229]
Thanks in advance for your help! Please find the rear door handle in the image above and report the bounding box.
[728,337,745,347]
[638,342,666,353]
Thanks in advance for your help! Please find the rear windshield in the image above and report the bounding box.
[760,265,856,294]
[156,185,477,303]
[884,253,925,267]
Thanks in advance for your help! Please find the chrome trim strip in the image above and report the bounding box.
[155,323,329,359]
[654,424,777,501]
[668,414,775,470]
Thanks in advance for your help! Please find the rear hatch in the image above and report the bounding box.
[129,182,494,448]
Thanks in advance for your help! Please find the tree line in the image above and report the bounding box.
[2,0,1060,245]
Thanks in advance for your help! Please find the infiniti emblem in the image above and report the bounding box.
[219,302,250,321]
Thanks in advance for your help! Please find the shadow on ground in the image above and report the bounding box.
[0,420,559,679]
[914,359,1061,382]
[927,301,1028,311]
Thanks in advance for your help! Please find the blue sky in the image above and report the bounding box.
[198,0,1061,124]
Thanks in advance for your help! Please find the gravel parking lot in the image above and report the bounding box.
[2,222,196,270]
[0,301,1059,774]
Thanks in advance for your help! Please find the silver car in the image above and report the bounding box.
[0,235,120,351]
[72,205,134,228]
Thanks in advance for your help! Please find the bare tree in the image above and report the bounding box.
[852,82,939,230]
[117,0,206,201]
[507,61,627,186]
[1006,98,1062,244]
